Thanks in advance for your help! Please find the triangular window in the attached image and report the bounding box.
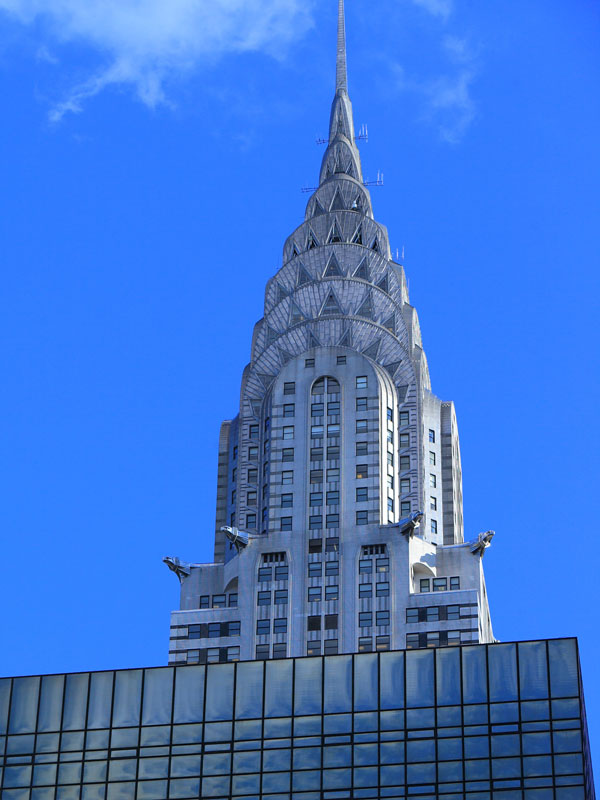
[297,263,312,287]
[330,190,345,211]
[383,314,396,335]
[384,361,402,378]
[371,237,380,253]
[290,301,307,326]
[323,254,343,278]
[351,195,362,211]
[377,273,389,293]
[266,325,279,346]
[353,256,369,281]
[356,292,374,320]
[308,330,321,348]
[292,243,300,257]
[338,329,352,348]
[328,223,343,244]
[278,348,292,366]
[307,231,319,250]
[351,226,363,245]
[276,284,289,303]
[320,290,342,316]
[313,199,326,216]
[362,340,381,360]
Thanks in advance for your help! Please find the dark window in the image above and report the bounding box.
[246,490,256,505]
[307,641,321,656]
[275,565,289,581]
[376,582,390,597]
[228,620,241,636]
[248,468,258,483]
[310,469,323,483]
[282,448,294,462]
[280,516,292,531]
[356,487,368,502]
[406,608,419,623]
[327,468,340,480]
[309,538,323,553]
[356,397,368,411]
[325,614,338,630]
[308,587,322,602]
[388,498,394,513]
[305,358,315,368]
[420,579,430,593]
[430,451,436,465]
[324,639,339,655]
[281,493,293,508]
[308,562,323,578]
[311,425,324,438]
[328,401,340,414]
[257,591,271,606]
[326,513,340,528]
[199,595,210,609]
[356,510,369,525]
[406,634,419,650]
[401,501,411,516]
[399,433,410,448]
[212,594,226,608]
[450,576,460,590]
[256,619,270,635]
[310,492,323,506]
[272,643,287,659]
[309,515,323,529]
[325,536,339,552]
[282,425,294,440]
[311,447,324,461]
[359,583,373,598]
[325,585,339,601]
[359,559,373,574]
[325,561,339,576]
[283,382,295,395]
[358,637,373,652]
[249,424,259,439]
[376,635,390,651]
[282,470,293,485]
[387,407,393,422]
[312,403,324,417]
[274,590,288,605]
[430,496,437,511]
[433,578,448,592]
[258,567,272,582]
[377,610,390,627]
[337,356,346,365]
[359,612,373,628]
[229,593,238,608]
[327,423,340,436]
[307,615,321,631]
[429,429,436,443]
[283,404,295,417]
[273,617,287,634]
[387,453,394,467]
[327,446,340,459]
[376,558,389,573]
[356,376,368,389]
[430,474,437,488]
[248,446,258,460]
[431,519,438,534]
[356,464,368,479]
[356,419,368,434]
[447,605,460,620]
[256,644,269,660]
[399,411,409,426]
[400,455,410,471]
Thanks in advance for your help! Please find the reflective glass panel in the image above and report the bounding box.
[87,672,113,730]
[324,656,352,714]
[173,666,205,724]
[294,658,323,716]
[9,676,40,734]
[406,650,434,707]
[142,668,173,726]
[436,647,461,706]
[462,646,487,703]
[205,664,234,721]
[265,659,293,718]
[354,653,378,712]
[488,644,518,702]
[235,661,264,719]
[38,674,65,733]
[548,639,579,698]
[380,651,404,710]
[112,670,142,728]
[519,641,549,700]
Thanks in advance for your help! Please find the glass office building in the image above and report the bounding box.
[0,638,594,800]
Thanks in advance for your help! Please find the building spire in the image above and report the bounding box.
[336,0,348,94]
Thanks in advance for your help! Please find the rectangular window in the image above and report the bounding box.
[356,376,368,389]
[401,501,411,516]
[273,617,287,634]
[311,447,323,461]
[359,583,372,598]
[230,513,235,526]
[427,632,439,648]
[256,644,269,660]
[356,397,368,411]
[336,356,346,365]
[400,455,410,471]
[325,585,339,601]
[387,430,393,443]
[311,425,324,437]
[447,605,460,621]
[259,566,272,582]
[231,489,236,504]
[328,401,340,415]
[387,407,393,422]
[229,593,238,608]
[249,424,259,439]
[256,619,270,635]
[376,581,390,597]
[430,496,437,511]
[429,429,436,443]
[308,562,323,578]
[399,411,409,426]
[282,426,294,440]
[263,440,270,455]
[356,487,368,502]
[280,516,292,531]
[274,590,288,605]
[387,476,393,489]
[257,591,271,606]
[246,490,256,505]
[450,576,460,590]
[356,419,368,434]
[281,470,293,485]
[248,468,258,483]
[356,464,368,479]
[233,446,238,460]
[325,614,338,630]
[356,442,368,456]
[327,467,340,480]
[376,635,390,651]
[376,558,389,573]
[376,610,390,627]
[399,435,410,451]
[280,493,293,508]
[324,639,338,655]
[248,446,258,460]
[356,510,369,525]
[310,492,323,506]
[264,417,270,432]
[406,633,420,650]
[358,637,373,652]
[431,519,438,534]
[199,595,210,609]
[400,478,411,495]
[309,515,323,529]
[326,490,339,505]
[426,607,439,622]
[307,615,321,631]
[327,445,340,459]
[327,423,340,436]
[282,448,294,462]
[406,608,419,623]
[232,468,237,482]
[310,469,323,484]
[430,474,437,488]
[420,579,430,593]
[359,559,372,574]
[325,536,339,552]
[387,454,394,470]
[433,578,448,592]
[309,538,322,553]
[283,403,295,418]
[283,382,295,395]
[359,612,373,628]
[311,403,324,417]
[325,560,339,576]
[308,587,322,602]
[305,358,315,368]
[212,594,226,608]
[307,641,321,656]
[326,513,340,528]
[387,498,394,513]
[447,631,461,646]
[262,506,268,524]
[208,623,221,638]
[274,565,289,581]
[429,451,436,465]
[272,643,286,659]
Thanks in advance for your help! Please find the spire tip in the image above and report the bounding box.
[336,0,348,94]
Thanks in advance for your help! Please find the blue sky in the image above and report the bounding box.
[1,0,599,765]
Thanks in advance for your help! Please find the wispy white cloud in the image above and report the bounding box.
[0,0,317,121]
[410,0,453,21]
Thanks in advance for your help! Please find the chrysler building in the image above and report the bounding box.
[165,0,495,665]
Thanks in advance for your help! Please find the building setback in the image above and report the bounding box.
[165,0,494,667]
